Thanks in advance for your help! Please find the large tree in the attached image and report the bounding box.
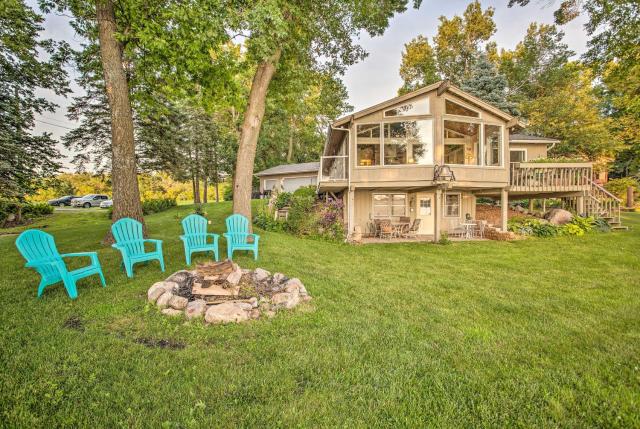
[222,0,421,223]
[398,35,439,95]
[460,53,516,114]
[0,0,70,199]
[433,0,495,84]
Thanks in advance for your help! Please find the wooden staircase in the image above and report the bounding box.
[564,180,627,230]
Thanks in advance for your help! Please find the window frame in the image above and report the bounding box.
[483,123,504,167]
[442,118,483,167]
[444,97,482,119]
[371,193,408,218]
[355,122,382,167]
[383,98,430,118]
[509,149,528,163]
[443,192,461,218]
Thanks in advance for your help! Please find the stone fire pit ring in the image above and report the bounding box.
[147,260,311,324]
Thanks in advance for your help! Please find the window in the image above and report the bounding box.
[384,99,429,117]
[484,124,502,166]
[373,193,406,218]
[445,99,479,117]
[444,120,481,165]
[264,179,277,191]
[383,120,433,165]
[356,124,380,166]
[510,149,527,163]
[444,193,460,217]
[282,177,316,192]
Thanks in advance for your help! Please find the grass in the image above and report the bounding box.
[0,203,639,428]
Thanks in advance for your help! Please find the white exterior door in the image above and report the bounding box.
[415,192,435,235]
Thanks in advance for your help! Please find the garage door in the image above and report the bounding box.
[282,176,316,192]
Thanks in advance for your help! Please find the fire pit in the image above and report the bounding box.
[147,260,311,324]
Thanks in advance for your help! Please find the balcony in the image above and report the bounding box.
[318,155,348,191]
[509,162,592,193]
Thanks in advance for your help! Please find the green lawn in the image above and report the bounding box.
[1,203,639,428]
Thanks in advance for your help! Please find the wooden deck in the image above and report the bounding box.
[509,162,592,193]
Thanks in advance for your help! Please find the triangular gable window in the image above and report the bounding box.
[445,99,479,118]
[384,99,429,117]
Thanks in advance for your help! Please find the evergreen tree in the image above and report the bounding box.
[461,54,516,115]
[0,0,70,199]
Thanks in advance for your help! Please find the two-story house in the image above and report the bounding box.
[258,81,621,241]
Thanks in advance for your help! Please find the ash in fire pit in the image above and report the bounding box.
[147,260,311,324]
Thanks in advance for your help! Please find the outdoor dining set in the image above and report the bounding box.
[370,215,487,240]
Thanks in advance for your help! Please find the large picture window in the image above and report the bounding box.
[373,194,406,218]
[484,124,502,166]
[444,120,481,165]
[444,193,460,217]
[356,124,380,166]
[383,120,433,165]
[384,98,430,117]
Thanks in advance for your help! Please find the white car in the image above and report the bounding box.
[100,199,113,209]
[71,194,110,208]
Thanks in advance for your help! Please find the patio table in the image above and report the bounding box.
[460,222,476,239]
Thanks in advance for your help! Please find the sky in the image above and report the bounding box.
[28,0,589,171]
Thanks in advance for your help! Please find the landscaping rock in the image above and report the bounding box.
[285,278,307,296]
[161,308,183,317]
[254,268,270,282]
[169,295,188,310]
[185,299,207,320]
[148,282,168,303]
[249,309,261,319]
[271,291,300,309]
[248,297,258,308]
[166,270,194,288]
[205,302,250,324]
[544,208,573,225]
[272,273,287,285]
[156,291,173,309]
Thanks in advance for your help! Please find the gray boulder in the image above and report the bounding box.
[185,299,207,320]
[544,208,573,225]
[204,302,250,324]
[271,291,300,309]
[254,268,271,282]
[161,308,183,317]
[169,295,188,310]
[156,291,173,309]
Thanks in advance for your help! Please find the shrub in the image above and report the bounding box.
[274,192,292,209]
[142,198,177,215]
[604,177,639,203]
[438,231,451,245]
[508,216,559,237]
[223,186,233,201]
[253,202,283,232]
[0,200,54,227]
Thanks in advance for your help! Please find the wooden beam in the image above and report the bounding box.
[506,117,520,128]
[437,80,450,96]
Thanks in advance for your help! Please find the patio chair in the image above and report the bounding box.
[180,214,220,265]
[224,214,260,260]
[448,219,465,238]
[378,219,393,239]
[475,220,487,239]
[402,218,421,238]
[15,229,106,299]
[111,217,165,278]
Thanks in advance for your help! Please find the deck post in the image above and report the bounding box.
[500,188,509,231]
[528,199,534,213]
[577,195,585,215]
[434,187,442,242]
[347,187,355,238]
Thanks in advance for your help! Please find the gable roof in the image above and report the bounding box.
[255,162,319,177]
[332,80,515,127]
[510,134,560,144]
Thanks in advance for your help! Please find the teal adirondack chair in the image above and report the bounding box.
[180,214,220,265]
[224,214,260,260]
[15,229,106,299]
[111,217,165,278]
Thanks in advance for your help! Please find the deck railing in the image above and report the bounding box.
[509,162,593,192]
[319,155,348,182]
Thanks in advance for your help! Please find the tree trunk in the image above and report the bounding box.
[232,49,282,223]
[203,176,208,203]
[193,145,201,204]
[96,0,144,243]
[286,117,294,162]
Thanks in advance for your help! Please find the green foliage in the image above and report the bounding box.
[398,35,439,94]
[274,192,293,209]
[255,187,344,241]
[0,0,70,198]
[0,200,53,227]
[141,198,177,215]
[461,53,516,114]
[604,177,639,202]
[438,231,451,245]
[509,215,600,237]
[527,157,589,163]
